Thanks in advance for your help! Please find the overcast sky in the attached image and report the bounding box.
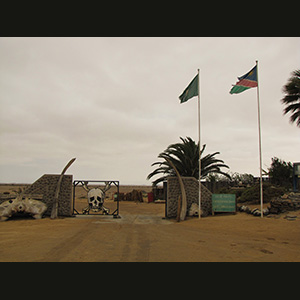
[0,37,299,185]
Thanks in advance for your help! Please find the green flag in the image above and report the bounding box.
[179,74,199,103]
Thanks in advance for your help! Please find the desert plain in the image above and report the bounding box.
[0,184,299,262]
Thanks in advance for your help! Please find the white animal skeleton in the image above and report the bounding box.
[188,203,201,217]
[82,182,111,214]
[0,196,47,221]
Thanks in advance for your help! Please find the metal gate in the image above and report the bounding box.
[73,180,120,218]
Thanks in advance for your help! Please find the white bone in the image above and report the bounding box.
[0,197,47,221]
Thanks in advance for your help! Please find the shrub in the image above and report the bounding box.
[268,157,293,189]
[238,182,285,203]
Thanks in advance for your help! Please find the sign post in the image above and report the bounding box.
[212,194,236,215]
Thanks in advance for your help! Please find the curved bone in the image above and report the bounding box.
[51,157,76,219]
[165,157,187,221]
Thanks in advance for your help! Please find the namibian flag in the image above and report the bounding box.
[230,65,258,94]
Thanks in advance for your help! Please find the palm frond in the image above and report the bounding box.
[281,69,300,127]
[146,136,230,185]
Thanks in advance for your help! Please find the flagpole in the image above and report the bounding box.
[256,60,263,218]
[197,69,201,219]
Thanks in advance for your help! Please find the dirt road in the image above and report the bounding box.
[0,201,299,262]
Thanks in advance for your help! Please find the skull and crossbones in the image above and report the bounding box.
[82,182,110,214]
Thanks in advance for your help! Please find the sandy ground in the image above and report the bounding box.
[0,184,300,262]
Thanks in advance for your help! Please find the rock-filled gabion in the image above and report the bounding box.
[166,177,212,218]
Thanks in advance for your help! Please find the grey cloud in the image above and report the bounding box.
[0,37,299,184]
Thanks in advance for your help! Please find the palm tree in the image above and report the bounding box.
[147,137,231,185]
[281,69,300,127]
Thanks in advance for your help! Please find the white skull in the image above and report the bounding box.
[88,188,104,212]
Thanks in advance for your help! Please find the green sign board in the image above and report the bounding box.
[212,194,236,214]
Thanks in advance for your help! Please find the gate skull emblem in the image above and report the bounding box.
[82,182,110,214]
[88,188,105,212]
